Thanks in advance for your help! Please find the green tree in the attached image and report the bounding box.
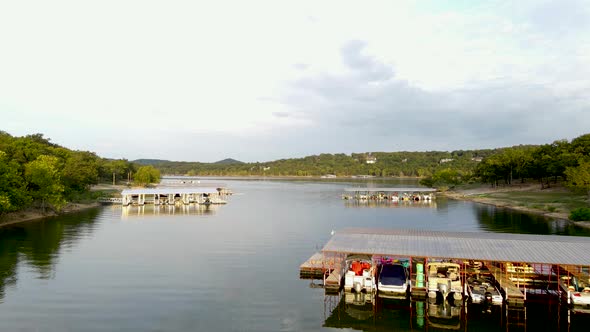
[565,161,590,202]
[570,133,590,158]
[0,151,31,214]
[134,166,161,186]
[25,155,65,211]
[61,151,100,194]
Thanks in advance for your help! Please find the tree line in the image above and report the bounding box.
[143,150,498,178]
[0,131,139,214]
[422,134,590,197]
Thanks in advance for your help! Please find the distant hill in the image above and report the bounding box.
[133,159,171,165]
[214,158,244,165]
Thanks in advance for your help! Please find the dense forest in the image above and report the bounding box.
[136,150,498,177]
[0,131,136,214]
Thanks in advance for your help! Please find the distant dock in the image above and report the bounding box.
[120,186,230,206]
[342,187,436,202]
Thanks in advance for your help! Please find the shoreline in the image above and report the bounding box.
[441,185,590,230]
[0,202,101,228]
[2,181,588,230]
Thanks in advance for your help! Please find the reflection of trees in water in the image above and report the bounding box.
[0,208,100,300]
[475,205,590,236]
[0,237,19,301]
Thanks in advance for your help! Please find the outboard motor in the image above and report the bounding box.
[483,291,493,313]
[354,281,362,293]
[438,282,449,297]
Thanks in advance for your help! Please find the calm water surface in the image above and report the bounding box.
[1,179,589,331]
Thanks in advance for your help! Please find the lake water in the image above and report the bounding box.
[1,178,589,331]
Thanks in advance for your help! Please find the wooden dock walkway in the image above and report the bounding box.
[488,266,525,305]
[299,252,343,280]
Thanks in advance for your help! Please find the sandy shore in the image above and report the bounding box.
[442,184,590,229]
[0,202,101,228]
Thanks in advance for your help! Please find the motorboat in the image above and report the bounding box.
[344,254,376,293]
[427,262,463,305]
[560,276,590,313]
[378,263,410,299]
[467,276,503,306]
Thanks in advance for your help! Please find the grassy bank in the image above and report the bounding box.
[443,183,590,228]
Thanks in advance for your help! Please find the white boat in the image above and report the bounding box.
[378,263,410,299]
[427,262,463,304]
[467,277,503,306]
[560,276,590,313]
[344,254,376,293]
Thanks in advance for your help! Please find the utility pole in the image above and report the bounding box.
[113,172,116,185]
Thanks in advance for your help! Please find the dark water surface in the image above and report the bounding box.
[1,179,589,331]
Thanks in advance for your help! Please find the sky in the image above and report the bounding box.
[1,0,589,163]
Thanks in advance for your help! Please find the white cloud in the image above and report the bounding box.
[1,0,589,162]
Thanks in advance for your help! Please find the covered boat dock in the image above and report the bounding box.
[303,228,590,306]
[121,187,225,206]
[342,187,437,202]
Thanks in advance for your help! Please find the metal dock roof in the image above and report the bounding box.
[322,228,590,265]
[344,187,436,192]
[121,187,219,195]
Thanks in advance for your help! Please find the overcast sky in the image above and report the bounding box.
[1,0,589,162]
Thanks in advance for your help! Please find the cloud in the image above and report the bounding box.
[279,38,590,153]
[340,40,394,82]
[1,0,589,162]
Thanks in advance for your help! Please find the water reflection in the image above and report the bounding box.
[474,205,590,235]
[121,204,218,218]
[322,291,590,331]
[0,208,100,301]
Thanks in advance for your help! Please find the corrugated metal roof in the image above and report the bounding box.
[344,188,436,192]
[121,187,220,195]
[322,228,590,265]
